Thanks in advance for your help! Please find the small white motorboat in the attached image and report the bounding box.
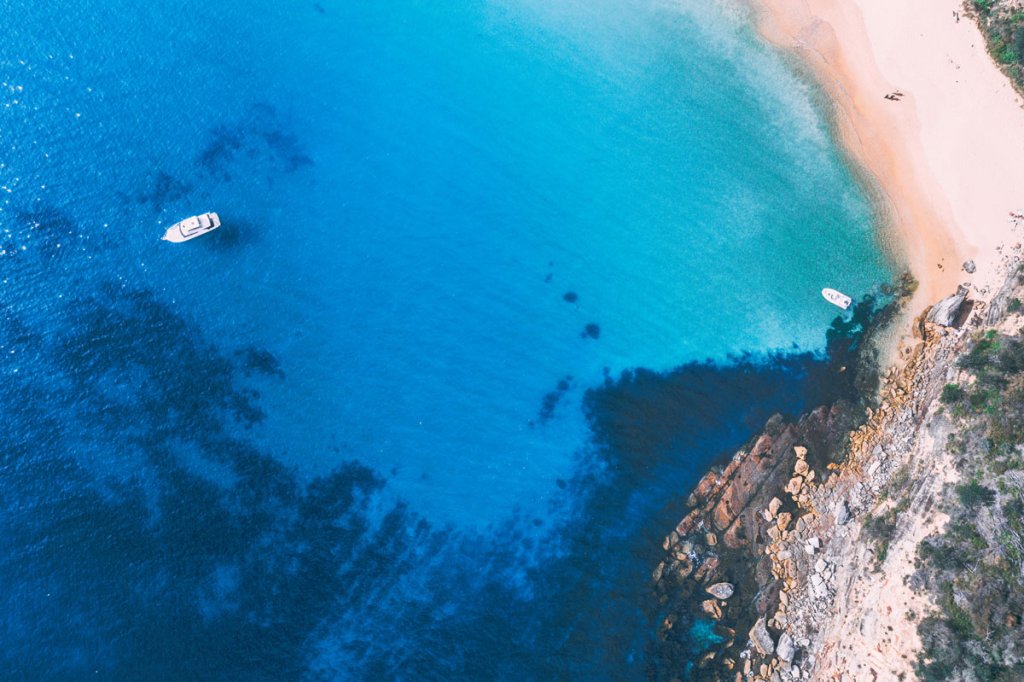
[161,212,221,243]
[822,287,852,310]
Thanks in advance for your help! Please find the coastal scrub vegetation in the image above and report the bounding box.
[863,498,909,569]
[861,466,913,570]
[941,383,965,404]
[915,323,1024,680]
[971,0,1024,87]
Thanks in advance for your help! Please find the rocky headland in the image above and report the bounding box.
[651,257,1024,680]
[648,0,1024,677]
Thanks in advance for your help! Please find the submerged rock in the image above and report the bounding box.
[701,599,723,620]
[693,555,719,583]
[706,582,735,600]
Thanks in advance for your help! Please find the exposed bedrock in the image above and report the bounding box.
[651,401,860,678]
[925,284,970,327]
[652,281,979,680]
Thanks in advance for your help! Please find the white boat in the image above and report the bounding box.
[161,212,221,243]
[822,287,852,310]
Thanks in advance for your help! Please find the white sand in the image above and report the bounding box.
[749,0,1024,321]
[737,0,1024,676]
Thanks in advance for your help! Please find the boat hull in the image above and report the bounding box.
[162,212,221,242]
[821,287,852,310]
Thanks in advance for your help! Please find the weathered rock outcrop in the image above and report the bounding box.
[651,270,998,680]
[673,311,982,680]
[756,315,969,680]
[651,400,861,676]
[926,284,970,327]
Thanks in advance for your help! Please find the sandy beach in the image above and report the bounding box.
[748,0,1024,326]
[739,0,1024,676]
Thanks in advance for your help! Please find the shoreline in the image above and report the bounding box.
[649,1,1024,678]
[649,282,913,677]
[744,0,1024,345]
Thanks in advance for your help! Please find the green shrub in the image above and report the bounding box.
[996,339,1024,373]
[915,317,1024,678]
[941,383,965,404]
[1004,496,1024,525]
[864,513,897,542]
[992,455,1024,475]
[987,392,1024,447]
[962,331,1002,371]
[947,434,969,455]
[920,541,969,570]
[948,520,988,550]
[1010,298,1023,313]
[940,582,976,639]
[1014,27,1024,63]
[970,389,996,412]
[957,480,997,508]
[917,612,968,680]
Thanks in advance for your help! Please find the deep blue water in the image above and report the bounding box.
[0,0,893,679]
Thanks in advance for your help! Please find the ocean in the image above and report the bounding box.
[0,0,892,678]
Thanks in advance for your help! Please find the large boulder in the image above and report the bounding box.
[748,616,775,656]
[927,285,969,327]
[836,499,850,525]
[777,632,795,663]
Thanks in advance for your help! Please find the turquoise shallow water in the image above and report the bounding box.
[0,0,892,678]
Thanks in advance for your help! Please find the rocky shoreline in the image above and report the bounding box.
[652,271,1002,680]
[652,403,861,678]
[754,314,963,680]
